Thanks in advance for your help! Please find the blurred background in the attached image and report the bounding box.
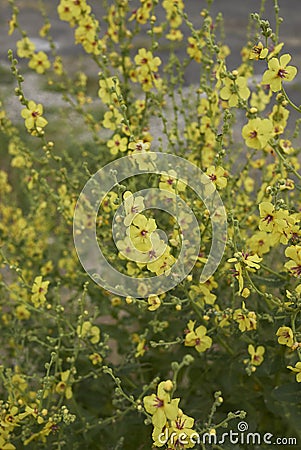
[0,1,301,133]
[1,0,301,76]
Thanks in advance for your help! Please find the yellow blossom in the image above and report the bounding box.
[284,245,301,277]
[242,118,274,149]
[159,170,186,193]
[21,101,48,132]
[16,37,35,58]
[233,306,257,332]
[287,362,301,382]
[276,326,294,347]
[220,76,250,107]
[102,109,123,130]
[205,165,227,190]
[8,13,17,35]
[122,190,145,227]
[134,48,161,72]
[77,321,100,344]
[147,246,175,276]
[143,381,179,428]
[135,337,146,357]
[89,353,103,365]
[107,133,128,155]
[28,51,51,74]
[31,276,49,308]
[184,320,212,353]
[262,54,297,92]
[258,202,288,235]
[129,213,157,252]
[57,0,84,23]
[249,42,268,60]
[248,344,265,366]
[98,77,121,105]
[148,295,161,311]
[15,305,31,320]
[55,370,73,399]
[187,36,204,62]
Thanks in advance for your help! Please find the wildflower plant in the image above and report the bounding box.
[0,0,301,448]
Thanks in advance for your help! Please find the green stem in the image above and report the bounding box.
[273,142,301,182]
[281,86,301,114]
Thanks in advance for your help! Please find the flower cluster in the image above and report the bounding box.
[1,0,301,448]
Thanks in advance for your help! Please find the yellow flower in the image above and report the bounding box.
[184,320,212,353]
[0,436,16,450]
[75,16,98,45]
[279,139,294,155]
[284,245,301,277]
[269,104,289,131]
[134,48,161,72]
[259,202,288,234]
[248,344,265,366]
[129,213,157,252]
[101,191,118,213]
[136,70,154,92]
[159,170,186,193]
[166,28,183,41]
[28,51,51,74]
[15,304,31,320]
[21,101,48,132]
[89,353,103,365]
[249,42,268,60]
[57,0,83,23]
[16,37,35,58]
[262,54,297,92]
[247,231,271,256]
[23,418,57,445]
[53,56,63,75]
[128,139,150,154]
[159,411,196,449]
[242,118,274,149]
[287,362,301,382]
[135,337,147,357]
[8,13,17,35]
[187,36,204,62]
[129,3,152,24]
[250,88,271,112]
[107,133,128,155]
[31,276,49,308]
[102,109,123,130]
[77,321,100,344]
[233,306,257,332]
[188,284,216,308]
[148,295,161,311]
[39,23,51,38]
[122,190,145,227]
[147,246,175,276]
[276,326,294,347]
[143,381,180,428]
[55,370,73,399]
[98,77,121,105]
[240,251,262,270]
[205,165,227,189]
[220,76,250,107]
